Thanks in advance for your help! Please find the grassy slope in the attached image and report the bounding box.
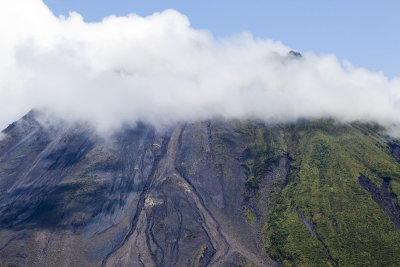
[236,120,400,266]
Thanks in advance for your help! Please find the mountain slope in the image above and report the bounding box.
[0,112,400,266]
[259,121,400,266]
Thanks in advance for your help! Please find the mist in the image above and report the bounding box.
[1,0,400,134]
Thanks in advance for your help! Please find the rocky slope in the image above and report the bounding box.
[0,111,400,266]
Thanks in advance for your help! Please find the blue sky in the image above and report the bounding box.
[42,0,399,78]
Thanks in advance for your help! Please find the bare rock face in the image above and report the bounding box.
[0,112,274,267]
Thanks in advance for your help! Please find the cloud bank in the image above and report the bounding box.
[1,0,400,133]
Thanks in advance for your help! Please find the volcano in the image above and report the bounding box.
[0,111,400,266]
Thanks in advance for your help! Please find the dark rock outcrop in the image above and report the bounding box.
[359,174,400,232]
[288,50,302,58]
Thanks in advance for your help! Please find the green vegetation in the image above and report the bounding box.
[243,206,257,225]
[193,245,211,267]
[238,120,400,266]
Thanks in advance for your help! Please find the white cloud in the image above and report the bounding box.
[1,0,400,133]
